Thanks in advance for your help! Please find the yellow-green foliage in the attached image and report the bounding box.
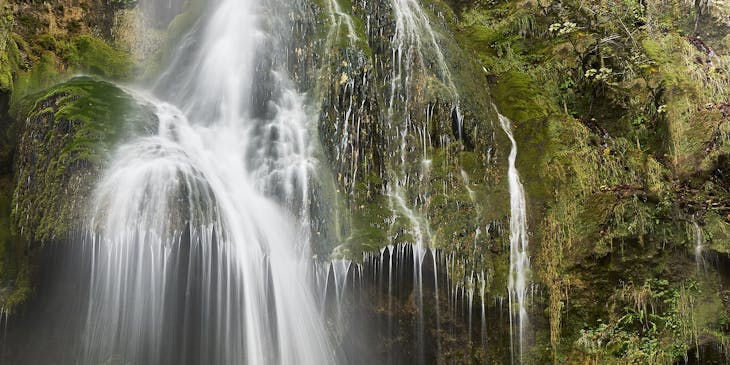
[0,8,16,94]
[705,212,730,253]
[642,34,730,172]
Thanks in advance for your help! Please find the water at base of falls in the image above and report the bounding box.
[313,243,529,365]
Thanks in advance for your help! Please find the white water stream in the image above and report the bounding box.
[498,112,530,364]
[693,219,705,272]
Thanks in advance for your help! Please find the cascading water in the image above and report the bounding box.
[498,112,531,364]
[692,219,705,272]
[315,240,502,363]
[81,0,337,363]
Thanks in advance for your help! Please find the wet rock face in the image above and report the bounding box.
[286,1,520,359]
[287,0,510,261]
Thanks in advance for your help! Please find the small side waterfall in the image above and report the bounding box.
[498,112,530,364]
[692,219,705,271]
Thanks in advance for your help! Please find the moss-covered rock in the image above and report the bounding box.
[12,76,156,243]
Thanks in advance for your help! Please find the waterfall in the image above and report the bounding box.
[81,0,337,363]
[692,219,705,271]
[498,112,530,364]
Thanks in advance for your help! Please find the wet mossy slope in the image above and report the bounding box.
[451,0,730,362]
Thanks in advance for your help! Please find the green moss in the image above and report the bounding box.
[67,35,134,80]
[19,33,134,80]
[450,1,730,361]
[0,43,14,94]
[490,71,549,124]
[7,32,136,120]
[0,8,15,93]
[638,33,730,173]
[328,0,371,56]
[347,195,390,254]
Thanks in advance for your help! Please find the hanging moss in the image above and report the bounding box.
[0,8,16,94]
[8,32,137,121]
[10,51,60,116]
[347,193,390,254]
